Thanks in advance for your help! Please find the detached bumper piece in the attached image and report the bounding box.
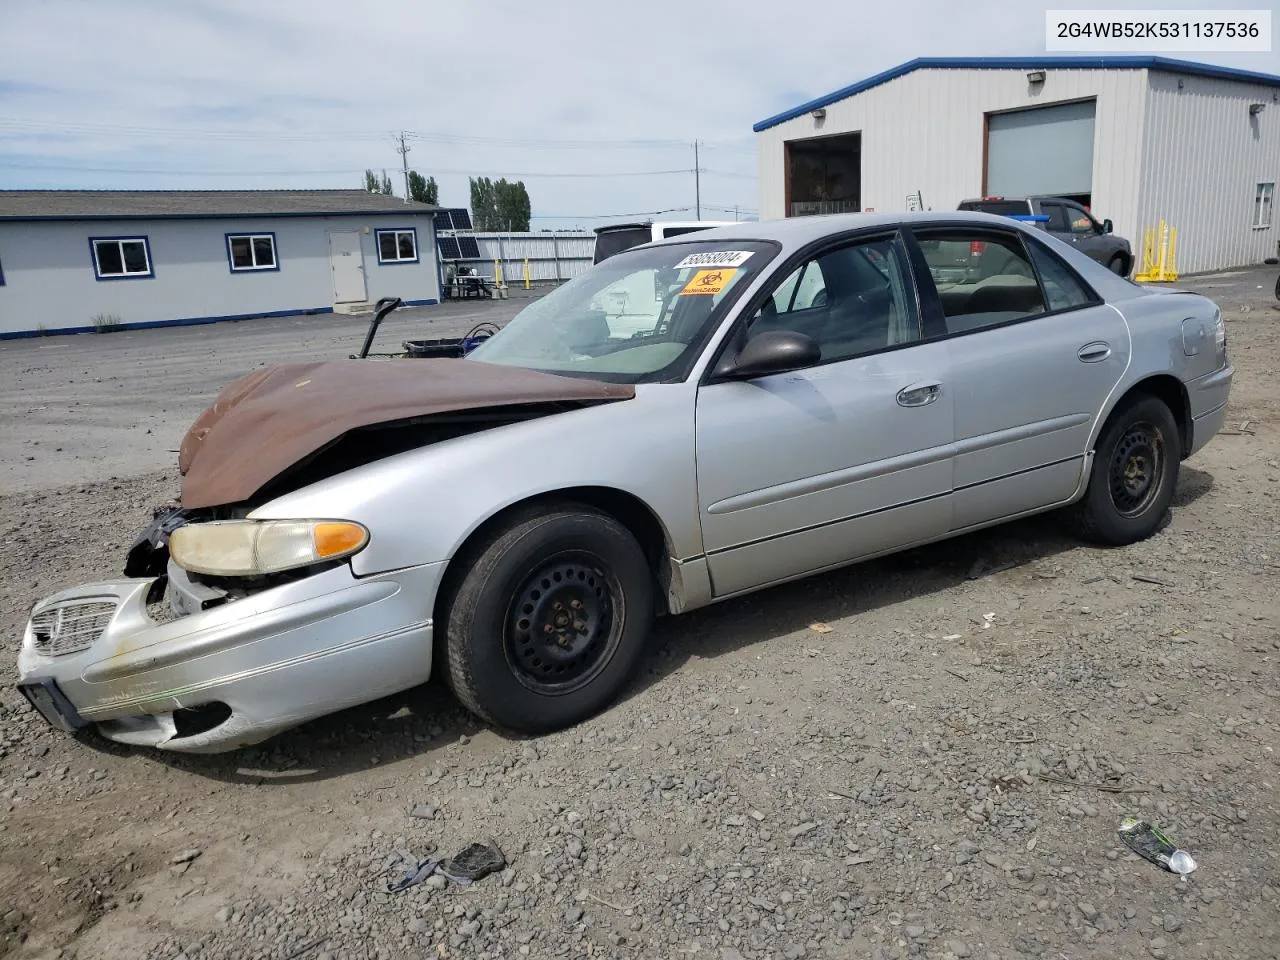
[16,560,445,753]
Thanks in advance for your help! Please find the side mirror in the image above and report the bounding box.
[721,329,821,380]
[1102,218,1113,234]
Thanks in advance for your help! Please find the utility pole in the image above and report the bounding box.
[734,204,739,221]
[394,131,410,203]
[693,140,701,220]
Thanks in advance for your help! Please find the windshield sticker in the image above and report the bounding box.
[673,250,754,269]
[679,268,737,296]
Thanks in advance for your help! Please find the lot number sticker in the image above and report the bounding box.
[673,250,753,269]
[680,268,737,296]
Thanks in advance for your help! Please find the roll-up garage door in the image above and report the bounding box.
[985,99,1096,197]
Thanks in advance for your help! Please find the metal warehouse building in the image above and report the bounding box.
[755,56,1280,275]
[0,190,442,338]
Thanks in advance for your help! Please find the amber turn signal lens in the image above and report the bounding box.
[313,522,368,559]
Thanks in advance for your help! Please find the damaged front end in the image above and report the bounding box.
[17,356,636,752]
[17,535,445,752]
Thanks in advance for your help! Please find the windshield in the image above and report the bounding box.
[467,239,777,383]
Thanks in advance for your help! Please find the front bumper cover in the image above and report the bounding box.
[16,559,445,753]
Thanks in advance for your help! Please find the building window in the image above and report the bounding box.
[91,237,153,280]
[376,228,418,264]
[226,233,278,272]
[1254,182,1275,229]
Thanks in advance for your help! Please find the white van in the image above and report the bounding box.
[592,220,738,264]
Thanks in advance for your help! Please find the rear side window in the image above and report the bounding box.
[1025,239,1097,312]
[1041,203,1070,232]
[916,230,1045,333]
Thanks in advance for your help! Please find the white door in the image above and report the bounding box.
[328,231,367,303]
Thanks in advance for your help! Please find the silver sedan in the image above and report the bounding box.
[17,212,1233,752]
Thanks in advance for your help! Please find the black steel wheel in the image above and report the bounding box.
[1107,420,1166,519]
[1066,394,1180,546]
[503,553,621,696]
[439,505,654,733]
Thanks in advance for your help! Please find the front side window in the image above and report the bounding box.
[745,233,921,361]
[1067,205,1098,236]
[466,240,777,383]
[227,233,277,271]
[377,228,418,264]
[92,237,152,279]
[1255,182,1275,229]
[916,230,1046,333]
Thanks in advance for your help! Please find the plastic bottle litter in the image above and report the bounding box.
[1117,817,1197,875]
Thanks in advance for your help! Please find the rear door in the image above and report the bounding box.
[909,225,1130,531]
[1040,201,1072,241]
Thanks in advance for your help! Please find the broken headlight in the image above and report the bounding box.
[168,520,369,577]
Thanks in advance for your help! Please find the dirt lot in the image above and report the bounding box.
[1,270,1277,960]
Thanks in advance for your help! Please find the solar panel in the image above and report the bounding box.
[450,209,473,230]
[458,236,481,258]
[437,237,461,260]
[434,210,454,232]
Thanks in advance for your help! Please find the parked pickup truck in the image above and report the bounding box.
[958,196,1133,277]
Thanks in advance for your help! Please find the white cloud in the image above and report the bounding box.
[0,0,1274,228]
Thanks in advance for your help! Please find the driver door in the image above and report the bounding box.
[694,231,955,597]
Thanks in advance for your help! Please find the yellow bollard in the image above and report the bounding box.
[523,258,531,290]
[494,259,503,286]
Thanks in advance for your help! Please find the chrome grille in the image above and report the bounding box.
[30,599,118,656]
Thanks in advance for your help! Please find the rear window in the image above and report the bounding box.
[958,200,1032,217]
[593,227,653,264]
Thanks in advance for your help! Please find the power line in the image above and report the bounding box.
[0,161,711,179]
[0,117,757,152]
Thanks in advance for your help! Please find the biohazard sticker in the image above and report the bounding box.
[680,268,737,296]
[673,250,754,270]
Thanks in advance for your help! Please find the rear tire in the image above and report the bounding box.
[1067,394,1180,546]
[439,505,654,733]
[1108,254,1128,276]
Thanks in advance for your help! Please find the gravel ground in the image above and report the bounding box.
[1,269,1277,960]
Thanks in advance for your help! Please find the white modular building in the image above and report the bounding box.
[754,56,1279,274]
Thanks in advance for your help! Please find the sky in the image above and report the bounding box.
[1,0,1276,231]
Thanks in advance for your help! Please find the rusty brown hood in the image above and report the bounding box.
[178,359,635,508]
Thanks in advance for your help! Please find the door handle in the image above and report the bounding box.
[896,382,942,407]
[1078,341,1111,363]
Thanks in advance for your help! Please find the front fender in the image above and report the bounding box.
[246,384,701,576]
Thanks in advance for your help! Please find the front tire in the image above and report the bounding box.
[440,505,654,733]
[1067,394,1180,545]
[1108,254,1128,276]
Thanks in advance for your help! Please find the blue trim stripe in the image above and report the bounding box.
[753,55,1280,132]
[0,300,442,340]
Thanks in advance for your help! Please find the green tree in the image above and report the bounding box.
[407,171,438,205]
[363,168,393,195]
[469,176,531,231]
[469,176,496,229]
[494,179,531,232]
